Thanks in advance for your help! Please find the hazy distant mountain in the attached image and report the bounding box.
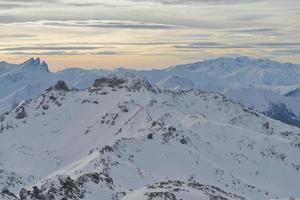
[1,56,300,128]
[1,77,299,200]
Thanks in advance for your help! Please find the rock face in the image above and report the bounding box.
[93,76,127,88]
[54,80,69,91]
[13,100,29,120]
[15,106,27,119]
[123,180,246,200]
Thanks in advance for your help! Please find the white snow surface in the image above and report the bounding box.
[0,77,300,200]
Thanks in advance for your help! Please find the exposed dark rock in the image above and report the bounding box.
[59,176,83,199]
[179,137,188,144]
[118,105,129,113]
[54,81,69,91]
[147,133,154,139]
[46,81,69,92]
[1,188,18,200]
[0,114,5,122]
[15,106,27,119]
[130,78,157,94]
[32,186,46,200]
[93,76,127,88]
[262,122,269,130]
[145,191,177,200]
[19,188,28,200]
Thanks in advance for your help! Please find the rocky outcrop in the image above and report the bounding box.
[93,76,127,88]
[54,80,69,91]
[46,81,69,92]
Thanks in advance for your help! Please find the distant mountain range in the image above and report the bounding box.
[1,56,300,129]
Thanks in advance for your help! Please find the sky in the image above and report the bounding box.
[0,0,299,71]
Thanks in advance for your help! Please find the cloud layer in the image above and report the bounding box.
[0,0,299,70]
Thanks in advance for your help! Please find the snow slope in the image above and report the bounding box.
[1,77,300,200]
[0,58,54,114]
[223,88,300,128]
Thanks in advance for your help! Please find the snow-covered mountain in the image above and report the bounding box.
[1,77,299,200]
[1,56,300,129]
[0,58,54,114]
[156,75,194,90]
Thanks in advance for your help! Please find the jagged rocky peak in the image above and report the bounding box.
[92,75,158,93]
[0,60,9,65]
[47,80,69,92]
[21,57,49,72]
[93,76,127,88]
[54,80,69,91]
[129,77,158,93]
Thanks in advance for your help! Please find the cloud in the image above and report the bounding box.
[0,15,22,23]
[174,42,300,50]
[38,20,178,29]
[0,3,29,10]
[0,0,58,3]
[94,51,140,56]
[253,42,300,47]
[0,20,179,29]
[95,51,123,56]
[271,49,300,56]
[0,46,100,51]
[174,42,253,49]
[0,0,59,10]
[0,34,34,38]
[225,27,282,36]
[8,51,79,55]
[129,0,264,5]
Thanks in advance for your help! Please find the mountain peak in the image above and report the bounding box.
[21,57,49,72]
[0,60,9,65]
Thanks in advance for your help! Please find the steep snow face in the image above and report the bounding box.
[0,78,300,200]
[0,61,17,74]
[285,86,300,97]
[156,75,194,90]
[0,59,117,115]
[166,56,300,90]
[223,88,300,127]
[0,59,110,114]
[0,58,54,114]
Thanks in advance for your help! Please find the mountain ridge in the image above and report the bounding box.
[1,56,300,129]
[1,77,299,199]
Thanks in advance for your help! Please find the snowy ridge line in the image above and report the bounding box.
[1,76,300,199]
[1,56,300,129]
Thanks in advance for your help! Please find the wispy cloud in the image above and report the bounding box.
[253,42,300,47]
[0,20,179,29]
[174,42,300,50]
[0,46,101,51]
[0,34,34,38]
[271,49,300,56]
[129,0,263,5]
[38,20,179,29]
[9,51,79,55]
[94,51,140,56]
[174,42,253,49]
[224,27,282,36]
